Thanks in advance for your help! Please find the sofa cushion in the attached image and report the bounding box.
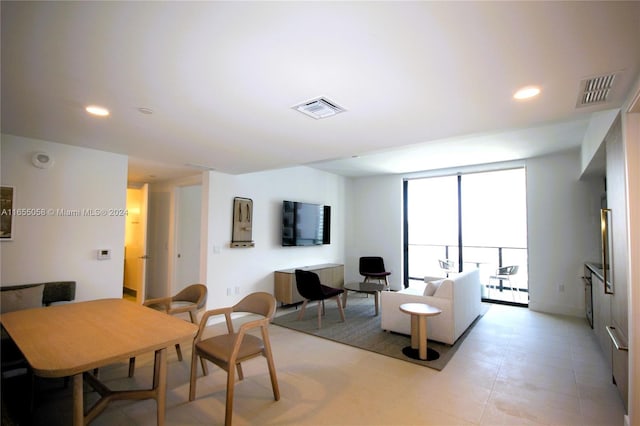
[433,279,453,299]
[0,284,44,314]
[423,279,444,296]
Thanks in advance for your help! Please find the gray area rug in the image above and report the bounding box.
[272,293,483,371]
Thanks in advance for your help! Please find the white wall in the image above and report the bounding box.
[0,135,127,301]
[526,149,601,316]
[202,167,346,309]
[346,176,404,289]
[581,109,621,174]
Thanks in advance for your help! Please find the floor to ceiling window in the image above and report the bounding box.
[405,168,529,306]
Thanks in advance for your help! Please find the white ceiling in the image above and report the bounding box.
[2,1,639,182]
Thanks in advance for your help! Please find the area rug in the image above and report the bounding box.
[272,294,486,371]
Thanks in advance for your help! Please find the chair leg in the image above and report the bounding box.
[128,357,136,377]
[225,367,236,426]
[317,300,323,329]
[189,350,199,401]
[175,343,183,361]
[510,280,518,302]
[236,363,244,380]
[262,327,280,401]
[335,296,345,322]
[297,300,309,320]
[200,357,209,376]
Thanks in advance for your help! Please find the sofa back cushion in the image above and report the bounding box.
[423,279,444,296]
[433,279,454,299]
[0,284,44,314]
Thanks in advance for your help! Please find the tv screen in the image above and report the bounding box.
[282,201,329,246]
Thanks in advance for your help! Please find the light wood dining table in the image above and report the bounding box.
[0,298,198,425]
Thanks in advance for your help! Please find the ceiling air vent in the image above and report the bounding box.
[576,73,616,108]
[293,97,346,119]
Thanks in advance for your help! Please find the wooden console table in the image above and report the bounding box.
[274,263,344,304]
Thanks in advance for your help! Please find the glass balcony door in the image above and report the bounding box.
[460,169,528,304]
[406,175,459,285]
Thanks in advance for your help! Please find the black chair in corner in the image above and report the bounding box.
[294,269,345,329]
[359,256,391,289]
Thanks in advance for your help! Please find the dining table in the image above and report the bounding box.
[0,298,198,425]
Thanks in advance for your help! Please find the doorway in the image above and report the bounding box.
[174,184,202,293]
[124,184,148,303]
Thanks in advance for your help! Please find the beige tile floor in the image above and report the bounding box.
[14,301,626,425]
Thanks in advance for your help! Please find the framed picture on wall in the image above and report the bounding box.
[1,186,15,241]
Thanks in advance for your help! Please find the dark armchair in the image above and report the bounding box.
[359,256,391,289]
[294,269,345,329]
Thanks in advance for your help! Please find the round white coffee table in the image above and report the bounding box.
[399,302,442,361]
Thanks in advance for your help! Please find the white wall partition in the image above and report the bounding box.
[202,167,347,310]
[526,149,601,316]
[345,176,404,289]
[0,135,128,301]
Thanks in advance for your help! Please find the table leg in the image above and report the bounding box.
[410,314,419,350]
[72,373,83,425]
[374,291,380,316]
[154,348,168,426]
[418,316,427,360]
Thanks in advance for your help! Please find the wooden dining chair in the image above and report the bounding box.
[128,283,208,377]
[189,292,280,426]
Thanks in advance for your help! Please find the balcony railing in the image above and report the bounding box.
[407,243,528,304]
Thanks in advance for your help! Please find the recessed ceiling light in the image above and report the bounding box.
[85,105,110,116]
[138,107,153,115]
[513,86,541,100]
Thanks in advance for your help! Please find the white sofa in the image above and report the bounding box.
[380,269,481,345]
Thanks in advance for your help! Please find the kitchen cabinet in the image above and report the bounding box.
[591,272,612,367]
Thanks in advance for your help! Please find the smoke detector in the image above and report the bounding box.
[576,73,616,108]
[293,97,346,119]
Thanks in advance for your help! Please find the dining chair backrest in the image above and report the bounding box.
[232,291,276,319]
[173,284,208,310]
[359,256,386,275]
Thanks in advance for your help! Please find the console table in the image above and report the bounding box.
[274,263,344,305]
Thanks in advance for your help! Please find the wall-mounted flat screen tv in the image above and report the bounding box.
[282,200,331,246]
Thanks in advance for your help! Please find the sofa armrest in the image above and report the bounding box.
[451,270,481,337]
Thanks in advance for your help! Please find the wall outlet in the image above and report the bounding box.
[235,286,240,295]
[226,288,231,296]
[558,283,565,292]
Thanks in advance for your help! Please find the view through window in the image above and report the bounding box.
[405,168,528,305]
